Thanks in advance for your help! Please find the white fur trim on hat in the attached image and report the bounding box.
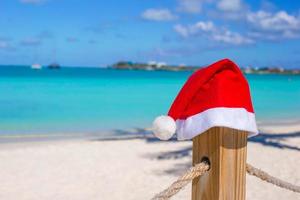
[152,115,176,140]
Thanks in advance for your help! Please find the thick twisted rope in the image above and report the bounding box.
[151,160,210,200]
[152,162,300,200]
[246,163,300,193]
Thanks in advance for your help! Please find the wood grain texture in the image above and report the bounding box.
[192,127,247,200]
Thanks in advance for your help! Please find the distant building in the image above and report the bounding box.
[147,61,156,66]
[156,62,167,68]
[244,67,253,74]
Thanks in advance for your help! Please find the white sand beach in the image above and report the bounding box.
[0,128,299,200]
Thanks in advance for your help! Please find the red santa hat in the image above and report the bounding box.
[152,58,258,140]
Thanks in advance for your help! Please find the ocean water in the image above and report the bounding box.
[0,66,300,136]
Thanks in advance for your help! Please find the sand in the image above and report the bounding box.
[0,130,299,200]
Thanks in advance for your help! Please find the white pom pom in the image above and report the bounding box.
[152,115,176,140]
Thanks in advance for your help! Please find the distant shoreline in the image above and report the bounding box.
[1,64,300,75]
[111,61,300,75]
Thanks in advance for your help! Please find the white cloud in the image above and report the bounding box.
[174,0,247,18]
[217,0,242,12]
[213,30,253,45]
[20,0,46,4]
[191,21,215,32]
[247,10,300,40]
[141,9,178,21]
[177,0,207,14]
[247,10,300,32]
[204,0,249,21]
[174,24,189,37]
[174,21,253,45]
[175,4,300,43]
[174,21,215,37]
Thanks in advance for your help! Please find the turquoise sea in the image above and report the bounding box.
[0,66,300,136]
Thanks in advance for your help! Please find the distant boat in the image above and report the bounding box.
[31,63,42,70]
[48,63,60,69]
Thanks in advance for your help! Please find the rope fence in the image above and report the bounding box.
[152,161,300,200]
[151,160,210,200]
[246,163,300,193]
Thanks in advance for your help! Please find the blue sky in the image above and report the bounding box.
[0,0,300,68]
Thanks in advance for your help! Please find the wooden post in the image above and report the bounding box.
[192,127,248,200]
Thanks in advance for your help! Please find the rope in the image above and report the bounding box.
[152,162,300,200]
[151,160,210,200]
[246,163,300,193]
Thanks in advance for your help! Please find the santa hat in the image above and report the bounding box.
[152,58,258,140]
